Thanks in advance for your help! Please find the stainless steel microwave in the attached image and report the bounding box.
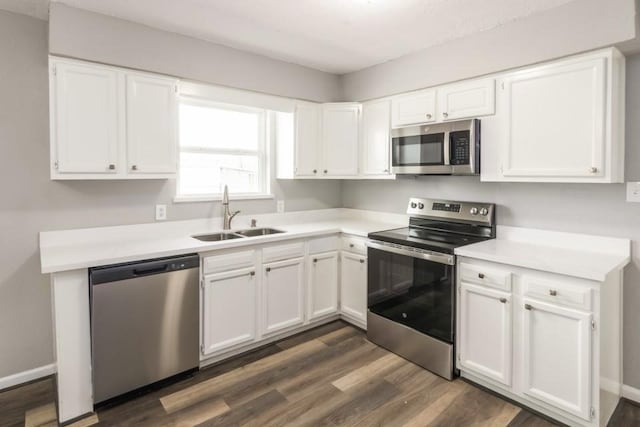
[391,119,480,175]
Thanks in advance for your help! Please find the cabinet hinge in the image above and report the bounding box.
[200,344,205,354]
[457,354,461,362]
[501,81,504,90]
[53,161,59,170]
[591,319,596,331]
[590,406,596,419]
[200,279,204,289]
[175,84,178,93]
[52,64,57,76]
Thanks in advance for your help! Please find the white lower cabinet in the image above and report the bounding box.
[261,257,305,335]
[308,251,339,320]
[457,258,621,427]
[522,299,593,420]
[459,282,512,386]
[202,267,257,355]
[340,251,367,325]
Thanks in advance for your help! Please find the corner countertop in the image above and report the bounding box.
[454,226,631,282]
[39,209,406,274]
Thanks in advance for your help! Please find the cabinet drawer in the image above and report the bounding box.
[459,262,512,291]
[523,277,592,311]
[262,242,305,263]
[203,250,256,275]
[308,235,339,254]
[342,235,368,255]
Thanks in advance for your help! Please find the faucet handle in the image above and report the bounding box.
[251,219,257,228]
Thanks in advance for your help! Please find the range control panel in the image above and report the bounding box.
[407,197,495,224]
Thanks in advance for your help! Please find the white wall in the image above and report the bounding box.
[341,0,637,101]
[0,10,341,380]
[48,3,342,103]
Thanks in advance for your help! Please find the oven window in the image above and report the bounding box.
[367,247,453,343]
[392,132,444,166]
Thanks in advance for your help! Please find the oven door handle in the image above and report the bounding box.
[366,241,455,266]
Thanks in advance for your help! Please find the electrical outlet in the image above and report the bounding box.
[155,204,167,220]
[627,182,640,202]
[277,200,285,213]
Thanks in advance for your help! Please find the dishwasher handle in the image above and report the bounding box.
[90,254,200,285]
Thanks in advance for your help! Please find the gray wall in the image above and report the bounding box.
[342,54,640,388]
[48,3,342,103]
[341,0,637,100]
[0,10,341,379]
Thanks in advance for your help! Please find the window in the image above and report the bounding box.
[176,98,270,200]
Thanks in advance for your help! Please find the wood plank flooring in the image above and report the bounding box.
[1,321,638,426]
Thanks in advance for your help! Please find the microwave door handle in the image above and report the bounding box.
[443,131,451,166]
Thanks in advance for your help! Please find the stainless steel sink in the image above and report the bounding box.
[235,228,285,237]
[191,232,245,242]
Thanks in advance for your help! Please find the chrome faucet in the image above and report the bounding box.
[222,185,240,230]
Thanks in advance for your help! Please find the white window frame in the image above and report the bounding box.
[174,96,272,202]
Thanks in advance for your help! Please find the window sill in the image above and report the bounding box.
[173,194,275,203]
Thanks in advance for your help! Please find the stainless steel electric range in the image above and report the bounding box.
[367,197,496,380]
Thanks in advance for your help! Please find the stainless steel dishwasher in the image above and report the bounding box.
[89,254,200,404]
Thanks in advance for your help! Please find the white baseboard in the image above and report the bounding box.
[0,364,56,391]
[622,384,640,404]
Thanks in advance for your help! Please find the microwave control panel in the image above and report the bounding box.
[449,130,470,165]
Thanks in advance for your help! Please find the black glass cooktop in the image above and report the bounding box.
[368,227,492,254]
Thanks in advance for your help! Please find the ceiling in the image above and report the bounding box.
[2,0,576,74]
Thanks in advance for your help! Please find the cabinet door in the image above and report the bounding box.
[522,299,592,420]
[202,268,257,355]
[340,252,367,323]
[459,283,512,386]
[52,61,120,174]
[126,74,178,175]
[294,102,321,177]
[362,100,391,176]
[262,257,305,335]
[322,103,360,176]
[500,57,606,179]
[308,251,339,320]
[438,78,495,121]
[391,89,436,128]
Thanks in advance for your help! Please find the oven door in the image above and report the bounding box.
[391,130,451,174]
[367,242,455,344]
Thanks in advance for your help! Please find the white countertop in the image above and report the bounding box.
[39,209,406,274]
[455,226,631,282]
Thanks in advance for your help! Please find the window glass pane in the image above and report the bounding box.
[178,152,260,196]
[179,103,261,151]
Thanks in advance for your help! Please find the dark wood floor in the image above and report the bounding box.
[1,321,638,426]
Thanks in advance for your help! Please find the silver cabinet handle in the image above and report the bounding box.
[499,298,507,303]
[478,273,485,279]
[324,169,328,174]
[108,164,116,170]
[265,267,271,273]
[590,167,598,173]
[250,271,255,277]
[442,112,449,118]
[360,259,365,264]
[313,169,317,174]
[349,243,355,248]
[426,113,432,119]
[131,165,138,171]
[549,289,557,296]
[384,169,389,173]
[313,258,318,263]
[525,304,533,311]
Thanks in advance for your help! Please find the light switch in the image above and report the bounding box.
[627,182,640,202]
[155,204,167,220]
[277,200,285,213]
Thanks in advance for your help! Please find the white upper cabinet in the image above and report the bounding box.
[126,73,178,174]
[361,100,392,176]
[321,103,360,177]
[51,61,120,175]
[391,89,436,128]
[294,102,321,177]
[49,57,179,180]
[483,48,625,183]
[522,299,593,420]
[459,282,512,386]
[438,78,495,122]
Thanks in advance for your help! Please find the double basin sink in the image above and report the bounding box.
[192,227,284,242]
